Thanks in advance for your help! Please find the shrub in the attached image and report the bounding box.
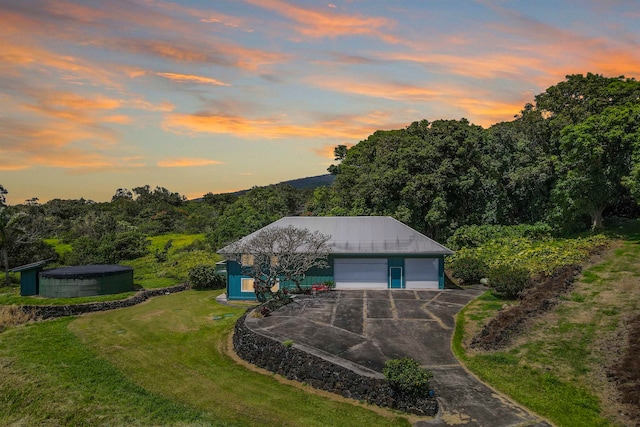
[383,357,432,400]
[66,231,150,265]
[447,223,552,250]
[154,239,173,263]
[489,265,531,299]
[188,265,226,290]
[450,255,488,284]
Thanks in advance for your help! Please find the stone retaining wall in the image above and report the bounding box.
[233,311,438,416]
[20,283,190,319]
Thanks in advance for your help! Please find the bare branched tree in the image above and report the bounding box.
[223,225,331,301]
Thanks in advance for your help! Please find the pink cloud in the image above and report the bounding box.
[245,0,399,43]
[156,72,230,86]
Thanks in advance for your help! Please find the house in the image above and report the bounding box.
[218,216,454,301]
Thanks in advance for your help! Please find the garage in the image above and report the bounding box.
[405,258,439,289]
[334,258,388,289]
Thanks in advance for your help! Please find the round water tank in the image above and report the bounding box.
[39,265,134,298]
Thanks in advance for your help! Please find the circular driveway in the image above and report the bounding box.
[247,289,551,426]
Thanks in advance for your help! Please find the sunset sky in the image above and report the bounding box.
[1,0,639,205]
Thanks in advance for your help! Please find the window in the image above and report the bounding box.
[241,254,254,266]
[241,278,255,293]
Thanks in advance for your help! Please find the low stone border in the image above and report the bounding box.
[233,310,438,416]
[20,283,190,320]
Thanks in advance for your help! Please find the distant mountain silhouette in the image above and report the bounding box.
[193,174,335,200]
[277,174,336,190]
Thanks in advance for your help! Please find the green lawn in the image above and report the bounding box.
[1,290,410,427]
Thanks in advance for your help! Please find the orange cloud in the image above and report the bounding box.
[162,110,394,141]
[0,162,30,171]
[245,0,398,43]
[383,51,548,80]
[157,158,223,167]
[307,76,529,127]
[308,77,441,102]
[156,72,230,86]
[145,0,251,31]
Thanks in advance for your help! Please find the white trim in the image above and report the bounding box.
[390,266,403,289]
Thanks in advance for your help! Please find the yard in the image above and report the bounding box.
[0,289,411,426]
[453,223,640,427]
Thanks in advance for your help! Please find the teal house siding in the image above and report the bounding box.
[225,260,334,301]
[225,255,446,300]
[20,269,40,296]
[225,260,246,301]
[10,260,50,296]
[219,217,453,301]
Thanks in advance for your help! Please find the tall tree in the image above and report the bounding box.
[484,104,554,224]
[0,185,9,284]
[332,119,486,239]
[552,103,640,229]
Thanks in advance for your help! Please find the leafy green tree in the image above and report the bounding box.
[207,185,306,249]
[332,119,486,239]
[42,198,94,239]
[66,231,149,265]
[484,105,554,224]
[327,144,348,175]
[130,186,188,234]
[535,73,640,130]
[0,186,56,284]
[552,104,640,229]
[0,185,10,284]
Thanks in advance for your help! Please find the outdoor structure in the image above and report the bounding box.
[10,259,51,296]
[218,216,454,301]
[39,265,134,298]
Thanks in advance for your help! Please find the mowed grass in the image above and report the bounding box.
[1,289,410,427]
[453,220,640,427]
[0,290,137,306]
[0,317,219,426]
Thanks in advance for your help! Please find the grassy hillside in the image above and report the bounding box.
[0,290,410,426]
[453,220,640,427]
[2,227,638,425]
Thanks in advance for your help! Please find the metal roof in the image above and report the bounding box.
[218,216,453,255]
[9,259,52,272]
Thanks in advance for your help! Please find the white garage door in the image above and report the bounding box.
[405,258,439,289]
[334,258,388,289]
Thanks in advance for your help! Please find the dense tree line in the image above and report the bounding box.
[320,73,640,239]
[0,182,311,277]
[2,73,639,277]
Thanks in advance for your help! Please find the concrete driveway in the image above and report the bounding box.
[247,289,551,427]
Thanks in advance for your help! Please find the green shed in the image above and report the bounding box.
[10,260,51,296]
